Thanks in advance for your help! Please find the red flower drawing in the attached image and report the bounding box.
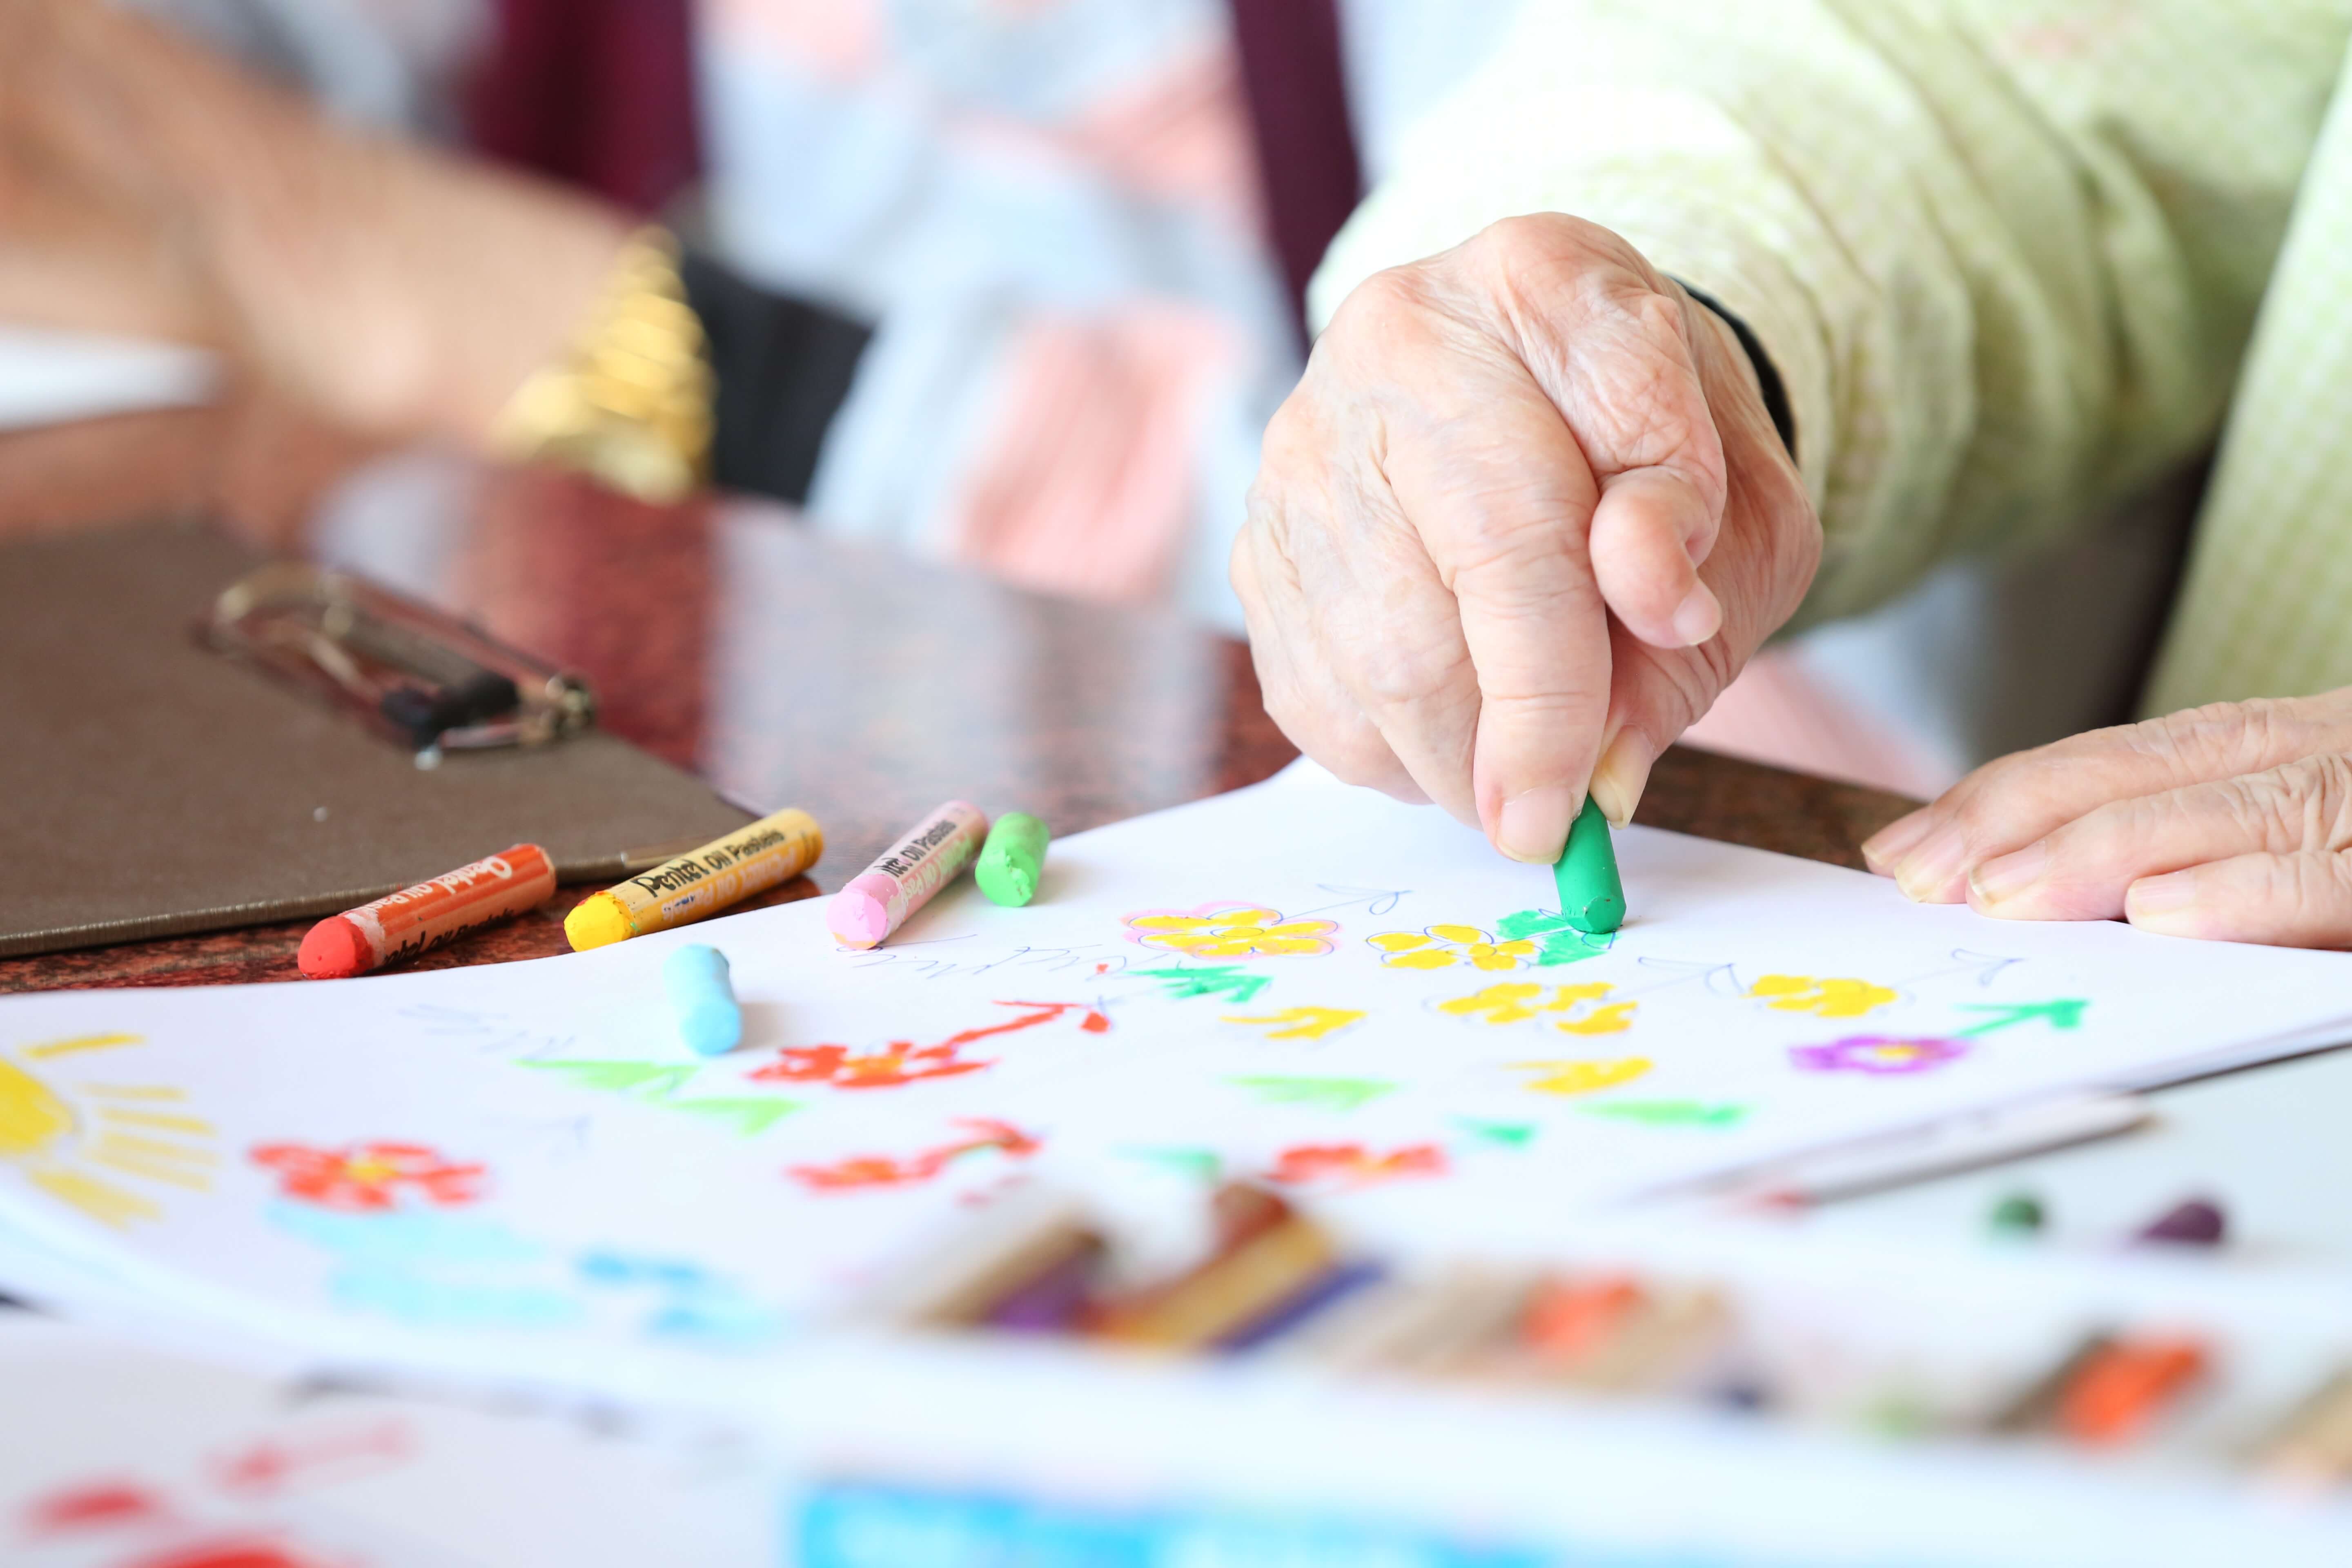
[249,1141,486,1211]
[788,1119,1040,1193]
[23,1479,173,1535]
[751,1041,991,1091]
[1265,1142,1448,1189]
[750,1001,1109,1090]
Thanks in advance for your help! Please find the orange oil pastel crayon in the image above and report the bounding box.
[2058,1335,2209,1447]
[299,844,556,978]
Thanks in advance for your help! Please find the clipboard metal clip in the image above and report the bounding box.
[204,562,596,756]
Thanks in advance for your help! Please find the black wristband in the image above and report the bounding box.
[679,252,876,507]
[1675,281,1798,465]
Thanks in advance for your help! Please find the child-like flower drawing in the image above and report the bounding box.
[1749,975,1900,1018]
[1789,1036,1969,1076]
[1510,1057,1652,1096]
[1266,1141,1447,1189]
[1439,981,1637,1034]
[751,1001,1109,1091]
[249,1140,486,1211]
[752,1041,990,1091]
[787,1118,1040,1193]
[1366,924,1537,971]
[1123,903,1337,958]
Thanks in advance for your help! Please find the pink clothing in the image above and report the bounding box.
[700,0,1295,628]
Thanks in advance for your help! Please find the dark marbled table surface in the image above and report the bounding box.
[0,458,1915,994]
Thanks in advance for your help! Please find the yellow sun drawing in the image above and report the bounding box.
[0,1033,217,1227]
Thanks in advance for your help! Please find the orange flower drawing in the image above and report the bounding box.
[249,1141,486,1211]
[1265,1142,1447,1189]
[751,1001,1109,1090]
[753,1041,991,1091]
[1123,902,1338,958]
[788,1118,1041,1193]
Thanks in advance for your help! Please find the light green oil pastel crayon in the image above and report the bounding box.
[976,811,1051,906]
[1554,794,1625,934]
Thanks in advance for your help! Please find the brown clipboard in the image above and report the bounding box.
[0,521,753,958]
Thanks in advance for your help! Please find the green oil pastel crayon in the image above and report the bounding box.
[1989,1192,2046,1237]
[976,811,1051,907]
[1554,794,1625,934]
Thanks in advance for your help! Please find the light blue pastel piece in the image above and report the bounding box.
[664,943,743,1056]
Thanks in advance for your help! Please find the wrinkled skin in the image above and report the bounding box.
[1866,690,2352,949]
[1233,214,1819,865]
[0,0,624,445]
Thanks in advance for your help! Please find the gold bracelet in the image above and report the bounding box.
[488,226,713,506]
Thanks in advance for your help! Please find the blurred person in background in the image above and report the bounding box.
[0,0,1518,628]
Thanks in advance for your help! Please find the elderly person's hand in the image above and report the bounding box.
[0,0,626,446]
[1233,214,1819,864]
[1864,692,2352,948]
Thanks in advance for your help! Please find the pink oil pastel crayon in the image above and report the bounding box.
[828,800,989,949]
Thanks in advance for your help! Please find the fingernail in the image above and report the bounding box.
[2127,870,2200,934]
[1862,809,1935,872]
[1589,730,1657,829]
[1893,822,1970,903]
[1498,784,1577,864]
[1967,842,2047,909]
[1672,582,1722,646]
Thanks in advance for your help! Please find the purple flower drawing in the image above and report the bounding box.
[1788,1036,1969,1076]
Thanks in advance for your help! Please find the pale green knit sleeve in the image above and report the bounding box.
[1312,0,2352,624]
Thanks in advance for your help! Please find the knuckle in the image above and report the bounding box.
[1330,263,1446,346]
[1445,505,1575,588]
[2140,695,2302,775]
[1349,628,1470,714]
[1311,724,1406,792]
[2215,754,2352,851]
[1942,744,2072,848]
[2276,852,2347,915]
[1471,212,1632,287]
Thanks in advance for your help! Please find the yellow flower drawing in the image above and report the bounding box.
[1221,1008,1367,1041]
[1439,982,1638,1034]
[1748,975,1899,1019]
[1366,925,1537,971]
[1123,902,1339,959]
[1510,1057,1653,1096]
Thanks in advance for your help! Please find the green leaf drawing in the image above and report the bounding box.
[519,1060,798,1136]
[521,1060,697,1099]
[1454,1118,1538,1147]
[1493,910,1616,967]
[1580,1100,1747,1129]
[664,1098,804,1136]
[1130,964,1273,1004]
[1953,1000,2089,1037]
[1226,1074,1397,1111]
[1118,1147,1224,1183]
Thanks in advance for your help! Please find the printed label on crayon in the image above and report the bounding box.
[873,807,986,924]
[344,844,556,965]
[605,809,824,936]
[879,814,968,881]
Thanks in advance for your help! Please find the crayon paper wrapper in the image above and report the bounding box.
[619,810,822,934]
[875,805,986,924]
[345,845,555,961]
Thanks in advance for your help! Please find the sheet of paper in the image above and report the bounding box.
[0,326,215,431]
[3,762,2350,1401]
[0,1314,773,1568]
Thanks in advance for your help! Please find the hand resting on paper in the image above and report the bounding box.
[1864,690,2352,949]
[1232,215,1818,866]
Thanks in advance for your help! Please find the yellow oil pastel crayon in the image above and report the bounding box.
[565,806,823,951]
